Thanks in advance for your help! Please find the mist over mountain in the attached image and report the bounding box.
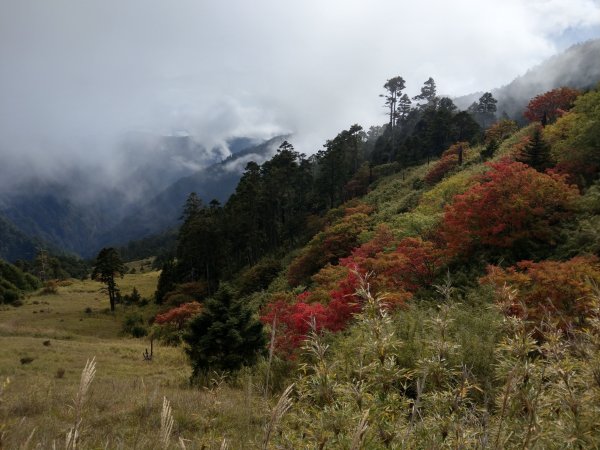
[100,135,287,248]
[2,37,600,261]
[454,39,600,121]
[0,135,282,259]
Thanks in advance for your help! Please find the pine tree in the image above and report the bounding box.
[517,126,552,172]
[396,93,412,123]
[155,259,177,304]
[381,76,406,128]
[413,77,437,108]
[91,248,126,312]
[184,284,266,377]
[476,92,498,130]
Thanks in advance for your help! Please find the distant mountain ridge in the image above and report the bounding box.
[0,214,45,262]
[0,135,286,259]
[454,39,600,121]
[100,135,288,247]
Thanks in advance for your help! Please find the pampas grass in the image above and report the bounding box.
[262,383,294,449]
[160,397,174,449]
[66,357,96,450]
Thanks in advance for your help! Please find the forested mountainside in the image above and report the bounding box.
[144,80,600,447]
[100,135,287,248]
[0,214,44,262]
[0,258,40,305]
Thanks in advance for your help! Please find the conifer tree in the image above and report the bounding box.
[476,92,498,130]
[413,77,437,108]
[517,126,552,172]
[396,93,412,123]
[381,76,406,128]
[184,284,266,377]
[155,259,177,304]
[481,138,499,160]
[91,247,126,311]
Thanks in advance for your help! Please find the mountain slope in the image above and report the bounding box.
[0,214,44,262]
[0,135,284,259]
[454,39,600,121]
[99,135,288,247]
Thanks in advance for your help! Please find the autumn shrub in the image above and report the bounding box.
[424,143,470,185]
[440,160,579,261]
[260,288,363,358]
[335,228,443,304]
[480,256,600,330]
[524,86,580,124]
[424,154,459,185]
[155,302,203,330]
[260,295,330,358]
[265,228,446,358]
[287,207,372,287]
[484,119,519,144]
[309,263,350,304]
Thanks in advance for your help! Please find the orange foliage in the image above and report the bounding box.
[481,257,600,330]
[424,154,459,185]
[425,142,469,185]
[524,87,580,124]
[333,225,443,305]
[155,302,203,329]
[441,142,469,158]
[440,160,579,258]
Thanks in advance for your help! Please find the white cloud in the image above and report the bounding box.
[0,0,599,187]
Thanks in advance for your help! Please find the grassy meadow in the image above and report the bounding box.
[0,272,269,449]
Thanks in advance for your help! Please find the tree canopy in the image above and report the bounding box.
[91,247,126,311]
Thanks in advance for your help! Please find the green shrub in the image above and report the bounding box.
[122,312,148,338]
[238,257,282,296]
[185,284,266,378]
[0,288,20,305]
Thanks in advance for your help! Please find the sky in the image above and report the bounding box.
[1,0,599,189]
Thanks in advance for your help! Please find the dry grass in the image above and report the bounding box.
[0,273,268,449]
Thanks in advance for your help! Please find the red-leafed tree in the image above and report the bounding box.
[524,87,580,125]
[480,257,600,330]
[440,160,579,259]
[425,154,459,185]
[155,302,203,329]
[260,295,331,358]
[425,142,469,185]
[332,226,443,305]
